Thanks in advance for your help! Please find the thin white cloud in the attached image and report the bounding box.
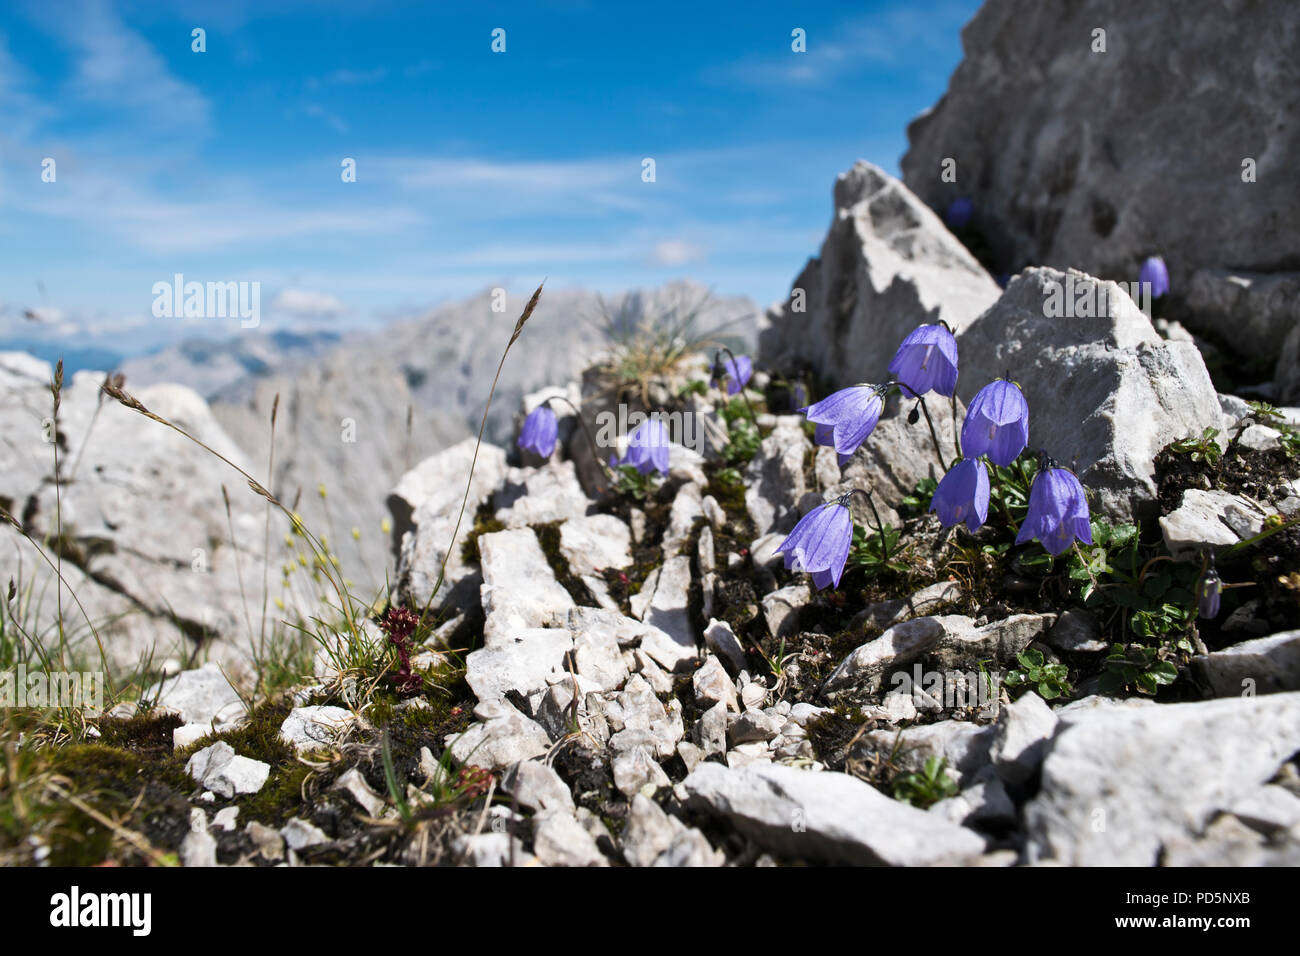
[58,0,212,136]
[271,288,347,318]
[648,240,707,267]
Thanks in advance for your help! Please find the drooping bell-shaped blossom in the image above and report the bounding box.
[889,324,959,398]
[813,423,852,467]
[1016,467,1094,556]
[930,458,989,532]
[1139,255,1170,298]
[518,404,558,458]
[617,417,670,476]
[775,501,853,591]
[961,379,1029,467]
[945,197,973,229]
[1196,558,1222,619]
[714,354,753,396]
[800,386,884,461]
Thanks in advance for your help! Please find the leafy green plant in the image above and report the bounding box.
[613,464,658,501]
[1003,648,1072,700]
[723,417,761,465]
[900,476,938,515]
[1098,643,1178,696]
[1065,520,1196,644]
[892,755,959,808]
[1167,426,1223,465]
[846,524,908,577]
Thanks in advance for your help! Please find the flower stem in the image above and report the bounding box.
[715,347,760,430]
[841,487,889,560]
[895,383,952,470]
[543,394,613,489]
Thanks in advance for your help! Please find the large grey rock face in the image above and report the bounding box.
[213,350,468,596]
[0,362,310,675]
[956,268,1222,520]
[1025,692,1300,866]
[758,161,1000,389]
[1278,323,1300,405]
[901,0,1300,361]
[681,762,986,865]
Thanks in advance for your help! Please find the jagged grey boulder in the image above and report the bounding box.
[758,161,1000,388]
[494,460,591,528]
[501,760,575,814]
[1191,631,1300,697]
[634,555,696,668]
[681,762,986,865]
[185,741,270,798]
[1025,692,1300,865]
[989,691,1058,786]
[465,628,574,703]
[956,268,1222,520]
[558,514,632,577]
[743,418,809,535]
[391,438,509,609]
[0,365,307,675]
[478,527,575,641]
[1159,489,1268,559]
[146,662,244,726]
[448,702,551,770]
[858,719,996,787]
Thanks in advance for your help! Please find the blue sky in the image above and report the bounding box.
[0,0,980,357]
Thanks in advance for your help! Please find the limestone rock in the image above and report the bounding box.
[758,161,999,389]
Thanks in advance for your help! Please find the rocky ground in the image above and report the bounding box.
[3,0,1300,867]
[4,268,1298,864]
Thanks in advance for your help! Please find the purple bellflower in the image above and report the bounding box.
[1196,555,1222,619]
[812,422,852,467]
[616,417,670,476]
[714,354,753,396]
[930,458,990,532]
[1016,467,1094,556]
[962,379,1030,467]
[945,197,973,229]
[800,386,884,461]
[889,324,959,398]
[774,500,854,591]
[1139,255,1170,298]
[518,404,558,458]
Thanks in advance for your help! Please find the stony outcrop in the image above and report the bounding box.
[758,161,1001,389]
[956,268,1222,520]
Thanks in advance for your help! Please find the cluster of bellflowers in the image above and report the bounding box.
[519,397,673,476]
[517,351,758,479]
[776,322,1095,591]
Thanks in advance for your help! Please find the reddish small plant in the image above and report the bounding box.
[376,606,422,694]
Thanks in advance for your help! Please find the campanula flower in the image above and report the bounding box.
[962,379,1029,466]
[775,501,853,590]
[713,354,753,396]
[945,197,973,229]
[801,386,884,460]
[518,404,558,458]
[930,458,989,532]
[889,324,959,398]
[1016,467,1093,556]
[1139,255,1170,298]
[617,417,670,475]
[1196,555,1222,619]
[813,423,852,467]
